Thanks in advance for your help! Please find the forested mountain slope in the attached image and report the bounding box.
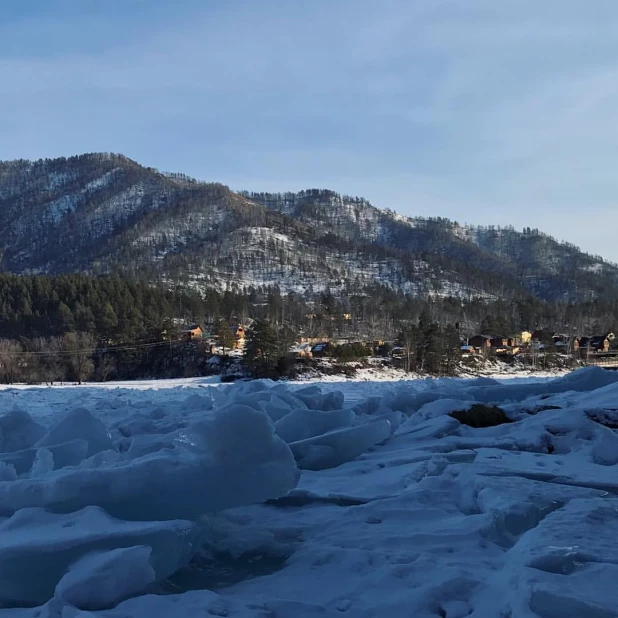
[1,153,616,303]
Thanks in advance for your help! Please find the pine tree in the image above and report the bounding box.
[215,319,236,354]
[442,324,462,376]
[57,301,75,333]
[99,302,119,337]
[421,322,442,374]
[243,319,291,377]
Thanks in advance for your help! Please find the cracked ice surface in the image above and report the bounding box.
[1,368,618,617]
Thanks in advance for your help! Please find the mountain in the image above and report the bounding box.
[1,153,617,303]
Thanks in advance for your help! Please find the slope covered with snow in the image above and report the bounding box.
[0,369,617,616]
[3,154,618,301]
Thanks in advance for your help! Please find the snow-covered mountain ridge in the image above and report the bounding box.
[1,153,616,302]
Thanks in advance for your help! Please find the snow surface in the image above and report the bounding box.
[0,368,617,616]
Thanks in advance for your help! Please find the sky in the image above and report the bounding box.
[2,0,618,261]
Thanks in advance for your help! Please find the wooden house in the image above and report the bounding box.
[486,335,509,348]
[291,342,313,358]
[583,333,615,353]
[183,325,203,340]
[468,334,510,349]
[552,334,580,352]
[468,335,492,350]
[232,325,246,349]
[468,334,518,355]
[491,337,518,355]
[460,345,476,356]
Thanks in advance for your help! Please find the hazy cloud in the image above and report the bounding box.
[2,0,617,260]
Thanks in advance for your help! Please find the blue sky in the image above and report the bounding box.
[3,1,618,261]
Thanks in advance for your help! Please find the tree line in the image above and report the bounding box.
[0,272,618,383]
[0,332,97,384]
[241,315,463,378]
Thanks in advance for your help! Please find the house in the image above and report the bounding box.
[552,334,580,352]
[468,334,519,355]
[491,335,510,348]
[517,331,533,345]
[311,342,331,357]
[461,345,475,357]
[232,325,246,349]
[374,341,392,356]
[468,334,510,349]
[183,325,203,340]
[578,337,590,352]
[291,342,313,358]
[582,333,615,353]
[468,335,492,350]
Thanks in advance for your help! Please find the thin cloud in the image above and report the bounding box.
[1,0,618,259]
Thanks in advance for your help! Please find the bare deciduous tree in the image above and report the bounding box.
[0,340,22,384]
[63,332,96,384]
[34,336,65,384]
[96,354,116,382]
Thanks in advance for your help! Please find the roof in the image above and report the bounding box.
[580,335,612,346]
[589,335,609,344]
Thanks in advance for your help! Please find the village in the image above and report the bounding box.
[180,321,618,371]
[462,330,617,359]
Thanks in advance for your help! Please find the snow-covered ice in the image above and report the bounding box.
[0,368,617,616]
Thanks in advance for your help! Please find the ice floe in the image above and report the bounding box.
[0,367,617,616]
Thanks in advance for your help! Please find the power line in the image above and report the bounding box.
[5,338,189,358]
